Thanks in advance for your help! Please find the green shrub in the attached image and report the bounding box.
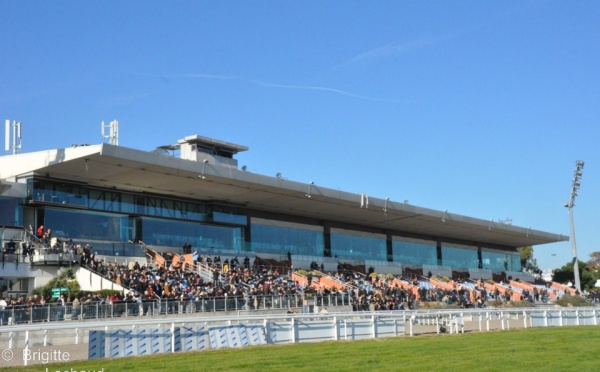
[556,294,593,307]
[418,301,460,309]
[507,300,535,308]
[31,268,81,302]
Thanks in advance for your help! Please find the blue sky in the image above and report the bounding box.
[2,1,598,271]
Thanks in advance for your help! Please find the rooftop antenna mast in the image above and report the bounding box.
[101,119,119,146]
[4,119,22,154]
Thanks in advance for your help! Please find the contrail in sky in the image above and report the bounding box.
[136,73,387,101]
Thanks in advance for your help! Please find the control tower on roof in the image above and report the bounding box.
[156,134,249,168]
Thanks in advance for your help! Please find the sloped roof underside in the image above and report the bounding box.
[17,144,567,249]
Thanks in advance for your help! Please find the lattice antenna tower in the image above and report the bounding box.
[4,119,22,154]
[101,119,119,146]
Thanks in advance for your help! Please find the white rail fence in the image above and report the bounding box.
[0,307,598,365]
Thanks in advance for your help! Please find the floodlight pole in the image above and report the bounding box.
[567,207,580,293]
[566,160,584,294]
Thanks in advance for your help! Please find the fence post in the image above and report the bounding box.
[333,316,338,340]
[290,317,295,343]
[23,330,30,366]
[372,315,377,339]
[264,319,271,343]
[344,319,348,340]
[170,323,175,353]
[560,311,564,327]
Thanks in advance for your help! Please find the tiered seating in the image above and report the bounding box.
[429,277,454,291]
[391,278,420,299]
[550,282,576,296]
[291,272,326,290]
[417,279,436,290]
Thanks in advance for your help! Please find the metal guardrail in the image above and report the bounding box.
[0,250,80,265]
[0,293,351,326]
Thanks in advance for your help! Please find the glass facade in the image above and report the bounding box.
[45,208,129,241]
[0,177,524,269]
[141,218,244,251]
[441,243,479,269]
[330,228,386,261]
[391,237,437,266]
[29,179,88,207]
[0,197,22,226]
[481,249,521,272]
[250,219,323,256]
[24,178,243,251]
[29,178,207,221]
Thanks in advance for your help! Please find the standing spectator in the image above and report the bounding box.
[55,295,65,321]
[0,297,7,325]
[37,225,44,239]
[7,240,16,254]
[22,243,30,262]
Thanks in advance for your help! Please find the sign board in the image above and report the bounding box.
[51,287,69,299]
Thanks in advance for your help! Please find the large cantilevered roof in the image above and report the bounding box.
[2,142,568,248]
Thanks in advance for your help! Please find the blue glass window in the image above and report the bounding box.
[391,238,437,265]
[250,219,323,256]
[330,229,386,261]
[481,249,521,272]
[441,244,479,269]
[141,218,243,251]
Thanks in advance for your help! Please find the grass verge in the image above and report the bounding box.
[3,326,599,372]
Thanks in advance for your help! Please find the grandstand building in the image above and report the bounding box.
[0,133,567,293]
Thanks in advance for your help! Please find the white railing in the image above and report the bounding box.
[1,307,598,366]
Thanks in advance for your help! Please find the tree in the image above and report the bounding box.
[517,246,542,277]
[586,251,600,271]
[585,252,600,289]
[552,261,596,290]
[31,268,80,302]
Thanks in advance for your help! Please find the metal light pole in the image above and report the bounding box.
[565,160,584,293]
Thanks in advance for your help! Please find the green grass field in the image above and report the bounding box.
[4,326,599,372]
